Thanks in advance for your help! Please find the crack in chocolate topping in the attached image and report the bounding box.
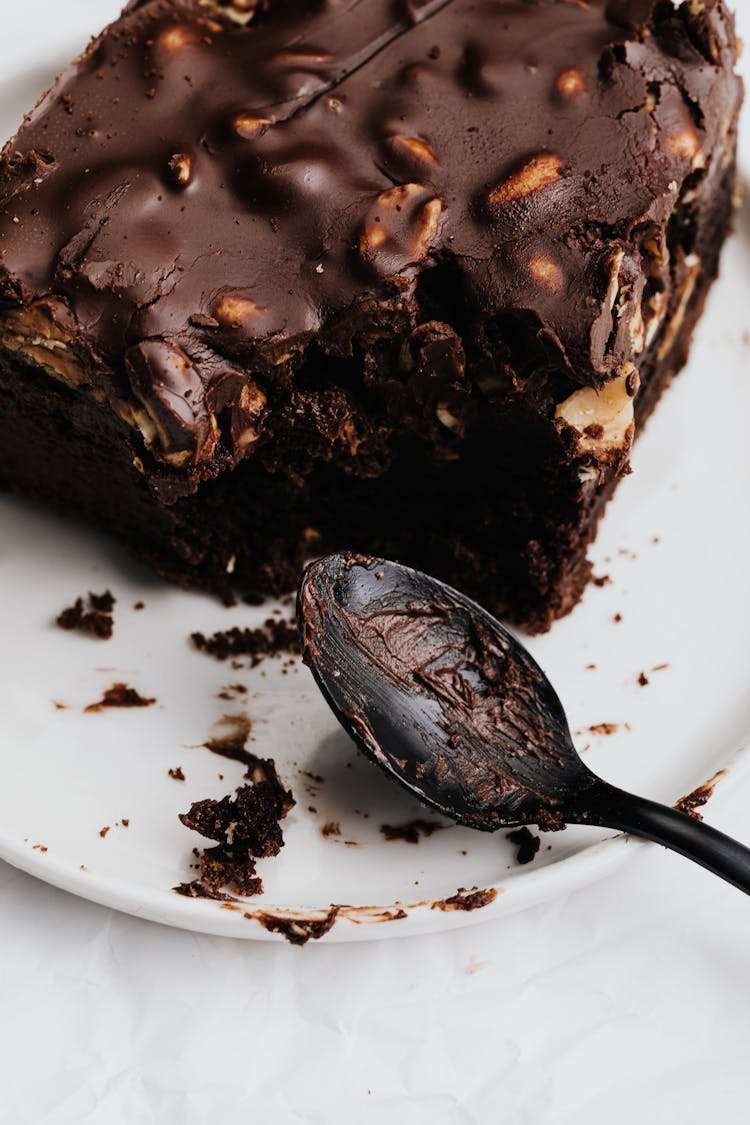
[0,0,740,468]
[301,556,596,830]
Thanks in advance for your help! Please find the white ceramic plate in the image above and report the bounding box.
[1,3,750,942]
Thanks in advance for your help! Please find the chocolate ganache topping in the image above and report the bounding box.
[0,0,740,471]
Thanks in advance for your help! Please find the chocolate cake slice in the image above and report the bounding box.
[0,0,741,630]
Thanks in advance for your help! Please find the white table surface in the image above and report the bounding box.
[2,4,749,1122]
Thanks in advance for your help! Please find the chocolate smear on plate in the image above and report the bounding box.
[431,887,498,912]
[85,683,155,712]
[380,818,446,844]
[253,907,340,946]
[675,771,726,821]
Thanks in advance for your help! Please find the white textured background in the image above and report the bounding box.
[1,4,750,1122]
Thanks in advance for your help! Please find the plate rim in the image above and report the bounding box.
[1,743,747,942]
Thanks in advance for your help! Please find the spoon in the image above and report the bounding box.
[298,553,750,893]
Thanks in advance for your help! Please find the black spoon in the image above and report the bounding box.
[298,553,750,894]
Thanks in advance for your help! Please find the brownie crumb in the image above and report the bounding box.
[432,887,498,912]
[592,574,611,587]
[588,722,619,736]
[254,906,339,945]
[168,767,186,781]
[637,671,649,686]
[89,590,115,613]
[321,821,341,838]
[613,613,623,623]
[56,590,116,640]
[177,754,295,898]
[535,808,567,832]
[380,819,446,844]
[85,683,156,713]
[99,826,110,838]
[133,601,145,611]
[121,818,130,828]
[507,826,541,865]
[191,618,300,666]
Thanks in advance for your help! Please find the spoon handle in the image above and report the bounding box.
[575,781,750,894]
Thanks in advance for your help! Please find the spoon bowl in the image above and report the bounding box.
[299,553,750,895]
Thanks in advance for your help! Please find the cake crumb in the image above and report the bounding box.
[507,827,540,864]
[168,766,186,781]
[536,808,567,832]
[99,826,110,838]
[321,821,341,838]
[177,752,295,898]
[56,590,116,640]
[191,618,300,666]
[637,671,649,686]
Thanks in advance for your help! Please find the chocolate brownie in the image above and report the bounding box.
[0,0,742,629]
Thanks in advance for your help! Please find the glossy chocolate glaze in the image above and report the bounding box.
[0,0,741,472]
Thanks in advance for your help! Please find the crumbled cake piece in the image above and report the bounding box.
[56,591,116,640]
[191,619,300,665]
[507,826,542,865]
[178,754,295,897]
